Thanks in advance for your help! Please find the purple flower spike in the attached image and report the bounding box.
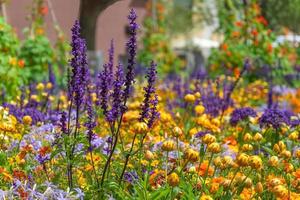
[123,9,138,102]
[108,39,114,85]
[69,20,90,108]
[140,61,157,122]
[107,63,124,122]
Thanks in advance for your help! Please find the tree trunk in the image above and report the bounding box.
[79,0,123,51]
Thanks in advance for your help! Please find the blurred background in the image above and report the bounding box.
[2,0,300,96]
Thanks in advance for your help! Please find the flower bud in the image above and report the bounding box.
[184,148,199,162]
[280,150,291,159]
[36,83,45,90]
[295,149,300,159]
[236,153,249,166]
[184,94,196,103]
[248,155,263,170]
[161,140,176,152]
[46,82,53,90]
[268,156,279,167]
[194,92,201,98]
[145,150,154,160]
[202,134,216,144]
[167,172,179,187]
[22,115,32,125]
[241,144,253,151]
[288,131,298,141]
[243,133,252,142]
[253,132,263,141]
[195,105,205,115]
[255,182,263,193]
[133,122,148,134]
[207,142,221,153]
[273,185,288,198]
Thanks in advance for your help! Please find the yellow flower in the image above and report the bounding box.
[167,172,179,186]
[161,140,175,151]
[195,105,205,115]
[248,155,262,170]
[23,115,32,125]
[36,83,45,90]
[288,131,298,141]
[145,150,154,160]
[184,94,196,103]
[268,156,279,167]
[184,148,199,162]
[202,134,216,144]
[199,195,213,200]
[236,153,249,166]
[133,122,148,134]
[207,142,221,153]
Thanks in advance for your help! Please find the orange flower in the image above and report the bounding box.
[197,160,214,176]
[232,31,240,37]
[235,21,243,27]
[39,146,51,156]
[293,169,300,180]
[251,29,258,37]
[18,59,25,68]
[267,43,273,53]
[39,6,48,15]
[256,16,268,26]
[221,43,228,51]
[234,68,240,78]
[223,136,237,146]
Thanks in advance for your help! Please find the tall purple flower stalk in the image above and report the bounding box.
[139,61,159,128]
[69,20,89,109]
[108,39,114,85]
[85,88,96,142]
[60,111,67,135]
[123,9,138,102]
[107,63,124,123]
[98,64,109,115]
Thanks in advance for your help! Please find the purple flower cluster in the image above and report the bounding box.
[139,61,159,127]
[124,171,139,184]
[68,20,90,108]
[230,107,257,125]
[123,9,138,101]
[106,63,125,122]
[85,88,97,142]
[259,108,289,129]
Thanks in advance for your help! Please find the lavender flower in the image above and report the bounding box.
[230,107,257,125]
[69,20,89,109]
[59,111,67,134]
[123,9,138,102]
[84,88,96,142]
[147,94,159,128]
[108,39,114,85]
[98,64,109,115]
[124,171,139,184]
[106,63,124,122]
[259,108,289,129]
[139,61,157,122]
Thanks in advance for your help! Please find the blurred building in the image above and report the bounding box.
[5,0,147,64]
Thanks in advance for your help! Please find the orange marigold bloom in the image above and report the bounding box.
[197,161,214,176]
[232,31,240,37]
[221,43,228,51]
[18,59,25,68]
[235,21,243,27]
[251,29,258,37]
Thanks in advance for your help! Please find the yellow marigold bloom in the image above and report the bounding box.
[167,172,179,186]
[236,153,249,166]
[160,112,172,122]
[213,156,222,167]
[280,150,291,159]
[243,133,252,142]
[207,142,221,153]
[241,144,253,152]
[161,140,175,151]
[36,83,45,90]
[151,160,159,167]
[248,155,263,170]
[199,195,213,200]
[295,149,300,159]
[255,182,263,193]
[202,134,216,144]
[288,131,298,141]
[9,57,17,66]
[195,105,205,115]
[133,122,148,134]
[46,82,52,90]
[22,115,32,125]
[91,92,97,103]
[184,148,199,162]
[189,127,198,136]
[253,132,263,141]
[173,126,183,136]
[145,150,154,160]
[194,92,201,98]
[184,94,196,103]
[273,185,288,198]
[268,156,279,167]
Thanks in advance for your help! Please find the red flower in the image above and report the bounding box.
[39,6,48,15]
